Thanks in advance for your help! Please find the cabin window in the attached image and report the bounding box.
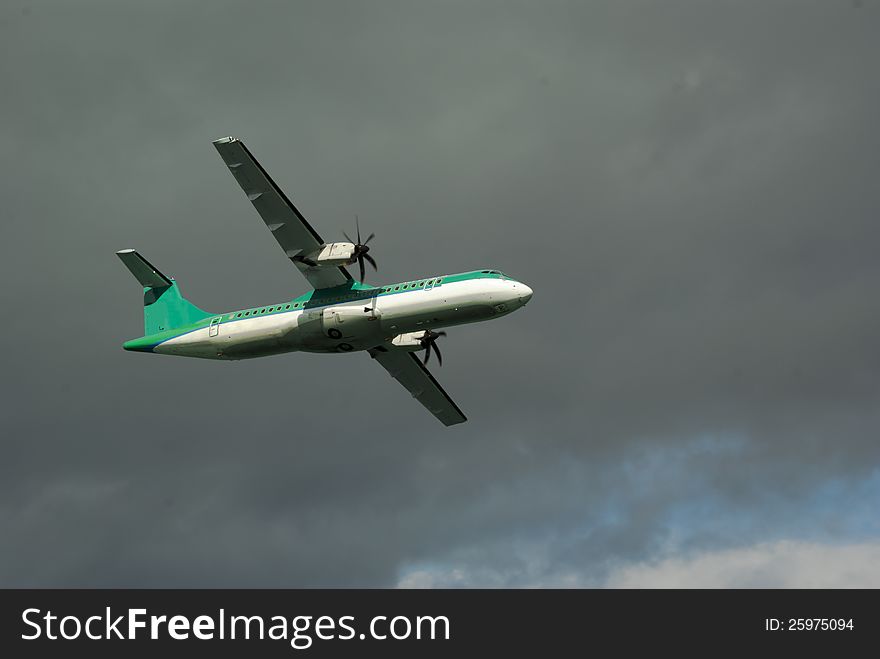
[286,304,291,309]
[394,286,400,291]
[260,309,265,313]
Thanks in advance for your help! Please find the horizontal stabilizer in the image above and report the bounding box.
[117,249,172,289]
[116,249,211,335]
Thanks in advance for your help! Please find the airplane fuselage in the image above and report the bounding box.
[119,136,534,425]
[124,269,532,360]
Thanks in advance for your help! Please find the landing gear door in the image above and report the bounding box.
[322,307,338,328]
[321,307,343,339]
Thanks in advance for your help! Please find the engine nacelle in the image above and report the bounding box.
[295,242,356,268]
[389,331,428,352]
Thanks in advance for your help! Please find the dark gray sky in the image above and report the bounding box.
[2,0,880,587]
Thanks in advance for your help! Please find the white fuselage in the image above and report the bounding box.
[154,277,532,360]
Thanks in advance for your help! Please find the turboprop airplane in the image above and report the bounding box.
[117,136,533,426]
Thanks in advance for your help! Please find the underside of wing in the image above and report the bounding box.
[368,348,467,426]
[213,136,352,290]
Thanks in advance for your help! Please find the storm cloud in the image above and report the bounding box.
[2,0,879,586]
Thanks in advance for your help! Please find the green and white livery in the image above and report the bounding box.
[118,137,533,426]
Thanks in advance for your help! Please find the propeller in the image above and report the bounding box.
[343,215,378,282]
[420,330,447,366]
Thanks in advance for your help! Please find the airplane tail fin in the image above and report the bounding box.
[116,249,212,335]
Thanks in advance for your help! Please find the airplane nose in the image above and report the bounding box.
[518,283,533,305]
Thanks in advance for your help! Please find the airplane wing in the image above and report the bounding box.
[212,136,352,290]
[368,347,467,426]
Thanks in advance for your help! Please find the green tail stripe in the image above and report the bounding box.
[143,280,211,335]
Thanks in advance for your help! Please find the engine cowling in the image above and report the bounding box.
[388,329,447,365]
[295,242,356,268]
[388,331,429,352]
